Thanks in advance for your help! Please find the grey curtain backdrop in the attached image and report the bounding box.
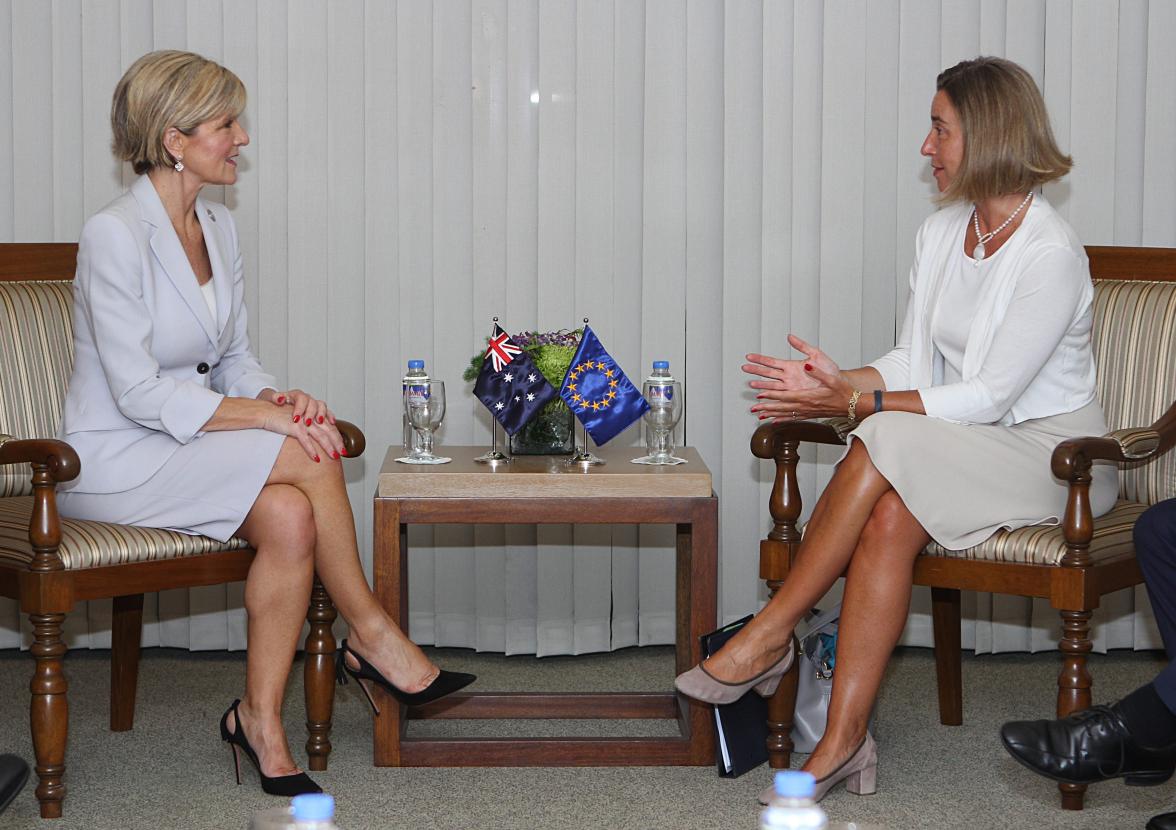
[0,0,1172,656]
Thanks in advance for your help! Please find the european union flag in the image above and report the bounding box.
[474,323,558,436]
[559,325,649,446]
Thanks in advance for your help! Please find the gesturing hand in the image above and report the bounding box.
[745,334,852,422]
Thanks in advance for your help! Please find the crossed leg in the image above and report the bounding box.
[226,437,441,777]
[700,438,930,778]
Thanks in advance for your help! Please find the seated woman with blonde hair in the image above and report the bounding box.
[675,55,1117,804]
[57,50,474,797]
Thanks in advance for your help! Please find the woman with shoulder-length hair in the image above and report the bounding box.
[676,56,1117,803]
[57,50,474,797]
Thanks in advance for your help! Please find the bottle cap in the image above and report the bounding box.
[773,769,816,798]
[291,793,335,822]
[408,360,425,370]
[653,360,669,370]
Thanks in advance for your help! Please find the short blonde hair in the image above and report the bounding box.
[111,50,245,175]
[936,56,1071,203]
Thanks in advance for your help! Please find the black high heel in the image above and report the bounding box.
[219,699,322,797]
[335,639,475,714]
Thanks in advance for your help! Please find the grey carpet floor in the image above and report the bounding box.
[0,645,1172,829]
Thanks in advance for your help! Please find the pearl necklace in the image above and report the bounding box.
[971,192,1033,265]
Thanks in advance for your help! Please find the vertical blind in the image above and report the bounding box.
[0,0,1173,655]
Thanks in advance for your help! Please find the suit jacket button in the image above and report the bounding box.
[197,362,210,374]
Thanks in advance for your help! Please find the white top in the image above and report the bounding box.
[869,195,1098,425]
[199,278,217,320]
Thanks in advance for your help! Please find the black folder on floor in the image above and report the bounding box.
[700,614,769,778]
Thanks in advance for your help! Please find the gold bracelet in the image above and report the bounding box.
[848,389,862,421]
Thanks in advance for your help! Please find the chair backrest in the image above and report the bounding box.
[1088,246,1176,506]
[0,244,77,498]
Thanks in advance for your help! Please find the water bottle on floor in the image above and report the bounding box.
[250,794,339,830]
[759,771,828,829]
[402,360,429,454]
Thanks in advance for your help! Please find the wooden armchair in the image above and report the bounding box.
[0,243,365,818]
[754,245,1176,811]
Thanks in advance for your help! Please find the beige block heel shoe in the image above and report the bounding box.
[674,640,795,705]
[758,733,878,805]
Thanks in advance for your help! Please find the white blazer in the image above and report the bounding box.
[59,175,277,494]
[868,196,1099,426]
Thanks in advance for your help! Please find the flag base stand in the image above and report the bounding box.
[474,422,512,464]
[474,449,511,464]
[566,422,604,466]
[566,449,604,466]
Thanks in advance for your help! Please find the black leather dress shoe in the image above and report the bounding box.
[1001,704,1176,786]
[1148,812,1176,830]
[0,754,30,815]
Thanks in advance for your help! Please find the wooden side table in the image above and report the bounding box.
[370,444,717,766]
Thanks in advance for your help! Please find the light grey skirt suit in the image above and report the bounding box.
[56,175,284,542]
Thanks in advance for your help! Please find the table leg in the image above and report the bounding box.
[676,499,718,764]
[371,498,407,765]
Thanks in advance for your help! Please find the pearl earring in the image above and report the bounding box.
[174,158,184,172]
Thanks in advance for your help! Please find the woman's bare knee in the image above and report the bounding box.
[855,491,929,562]
[239,484,317,566]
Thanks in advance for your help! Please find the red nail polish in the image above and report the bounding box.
[340,449,349,457]
[314,455,321,463]
[276,395,285,404]
[331,450,340,460]
[317,416,324,424]
[293,414,300,422]
[804,363,813,371]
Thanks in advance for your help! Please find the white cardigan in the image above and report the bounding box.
[869,196,1098,425]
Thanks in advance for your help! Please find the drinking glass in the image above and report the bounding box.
[400,380,451,464]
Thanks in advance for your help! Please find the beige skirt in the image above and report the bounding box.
[846,402,1119,551]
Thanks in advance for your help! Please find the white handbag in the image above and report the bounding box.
[790,604,840,754]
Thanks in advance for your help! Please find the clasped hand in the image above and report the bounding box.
[260,388,344,463]
[745,334,852,422]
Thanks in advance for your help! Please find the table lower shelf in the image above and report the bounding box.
[373,691,713,767]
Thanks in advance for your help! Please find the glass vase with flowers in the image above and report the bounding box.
[464,328,582,455]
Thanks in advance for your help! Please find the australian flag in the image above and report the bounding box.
[474,323,558,436]
[559,325,649,446]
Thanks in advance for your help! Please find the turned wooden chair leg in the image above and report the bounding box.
[1057,608,1094,810]
[304,577,337,771]
[931,586,963,726]
[29,612,68,819]
[766,633,800,768]
[110,594,144,732]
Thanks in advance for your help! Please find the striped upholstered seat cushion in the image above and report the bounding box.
[923,500,1146,566]
[0,497,250,570]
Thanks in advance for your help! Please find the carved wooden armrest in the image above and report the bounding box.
[1050,401,1176,566]
[751,418,855,545]
[334,420,367,459]
[750,416,854,460]
[0,435,79,572]
[0,435,81,483]
[1051,400,1176,481]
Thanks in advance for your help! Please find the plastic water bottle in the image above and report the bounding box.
[249,794,339,830]
[758,771,828,829]
[642,361,680,460]
[292,794,338,829]
[402,360,429,453]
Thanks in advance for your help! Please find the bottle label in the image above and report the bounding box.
[649,384,673,403]
[408,384,430,405]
